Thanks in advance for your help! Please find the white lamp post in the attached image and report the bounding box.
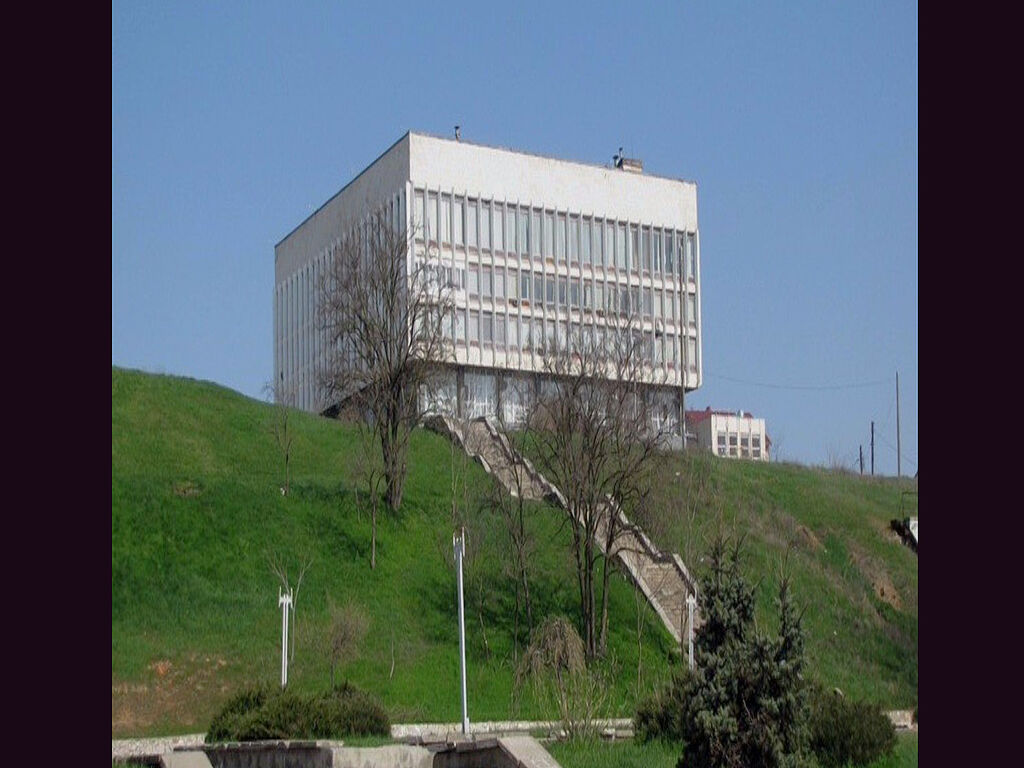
[279,587,293,688]
[453,527,469,734]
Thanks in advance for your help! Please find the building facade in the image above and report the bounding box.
[686,408,770,461]
[274,131,703,433]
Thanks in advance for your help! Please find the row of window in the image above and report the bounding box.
[414,189,697,278]
[446,309,697,369]
[715,432,763,458]
[425,260,696,324]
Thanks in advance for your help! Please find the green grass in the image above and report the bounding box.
[548,737,682,768]
[547,731,917,768]
[644,451,918,708]
[112,366,917,739]
[112,367,677,737]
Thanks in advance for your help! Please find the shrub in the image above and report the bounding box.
[807,687,896,767]
[633,537,816,768]
[205,682,389,743]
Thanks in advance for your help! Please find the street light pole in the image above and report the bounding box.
[279,587,293,688]
[453,527,469,734]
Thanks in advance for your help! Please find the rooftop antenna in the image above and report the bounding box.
[455,125,461,141]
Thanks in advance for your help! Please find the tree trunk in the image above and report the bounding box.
[598,553,611,656]
[371,494,377,570]
[284,454,290,496]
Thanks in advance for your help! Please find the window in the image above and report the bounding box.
[543,212,554,257]
[518,209,529,255]
[427,194,438,242]
[570,278,580,308]
[493,205,504,251]
[642,227,651,272]
[494,269,505,299]
[558,276,567,305]
[454,197,464,246]
[729,433,738,457]
[595,283,604,313]
[531,210,541,256]
[687,294,696,325]
[665,231,675,273]
[508,318,517,347]
[643,288,652,315]
[556,214,566,260]
[546,275,556,304]
[535,273,544,306]
[468,264,480,297]
[653,229,662,274]
[687,338,697,370]
[455,312,465,343]
[521,272,531,301]
[717,432,727,456]
[480,203,490,249]
[415,191,425,239]
[441,195,452,244]
[481,266,493,298]
[741,436,750,458]
[467,201,478,247]
[583,281,593,310]
[495,314,506,345]
[615,225,627,269]
[686,233,696,279]
[569,216,579,265]
[506,208,517,253]
[582,219,592,264]
[654,289,663,318]
[481,311,493,343]
[630,226,640,272]
[468,309,479,343]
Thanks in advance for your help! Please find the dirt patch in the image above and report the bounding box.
[796,524,823,552]
[173,480,201,497]
[848,542,902,611]
[113,655,231,737]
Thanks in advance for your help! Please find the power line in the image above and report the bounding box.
[706,373,889,392]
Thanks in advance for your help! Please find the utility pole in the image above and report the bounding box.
[896,370,902,478]
[453,528,469,734]
[870,421,875,476]
[859,445,864,475]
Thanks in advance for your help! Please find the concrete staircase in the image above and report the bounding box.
[424,413,700,645]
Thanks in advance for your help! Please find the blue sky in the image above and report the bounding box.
[112,1,917,475]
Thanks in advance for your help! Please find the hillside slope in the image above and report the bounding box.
[112,367,916,739]
[112,367,675,737]
[647,449,918,707]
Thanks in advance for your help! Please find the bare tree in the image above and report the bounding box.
[326,597,369,688]
[528,320,666,661]
[263,381,296,496]
[353,420,385,569]
[318,209,455,511]
[485,393,537,658]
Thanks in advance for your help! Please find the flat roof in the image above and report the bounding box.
[408,130,697,188]
[276,130,697,250]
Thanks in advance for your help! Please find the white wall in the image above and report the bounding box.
[409,133,697,232]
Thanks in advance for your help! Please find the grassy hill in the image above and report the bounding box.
[112,367,916,739]
[646,446,918,707]
[112,367,676,737]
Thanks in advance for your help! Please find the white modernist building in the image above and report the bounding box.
[686,408,770,461]
[274,131,703,433]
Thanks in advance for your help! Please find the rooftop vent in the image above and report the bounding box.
[613,146,643,174]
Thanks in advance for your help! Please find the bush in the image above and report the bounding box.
[206,682,390,742]
[807,687,896,767]
[634,670,689,744]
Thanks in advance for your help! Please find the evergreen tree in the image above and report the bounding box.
[669,537,812,768]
